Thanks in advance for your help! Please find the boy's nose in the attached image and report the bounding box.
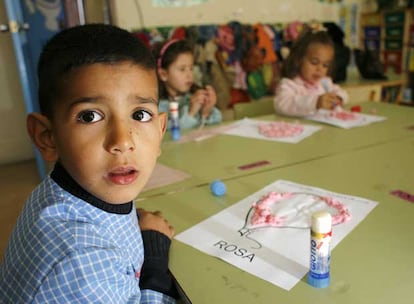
[106,119,135,154]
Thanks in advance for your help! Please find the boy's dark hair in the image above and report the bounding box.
[38,23,155,118]
[281,29,335,79]
[152,40,194,99]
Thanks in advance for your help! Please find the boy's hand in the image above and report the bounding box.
[189,89,207,116]
[317,93,343,110]
[137,208,175,239]
[201,85,217,118]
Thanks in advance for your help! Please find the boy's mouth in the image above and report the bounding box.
[108,167,138,185]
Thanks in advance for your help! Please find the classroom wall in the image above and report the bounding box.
[112,0,341,31]
[0,0,360,165]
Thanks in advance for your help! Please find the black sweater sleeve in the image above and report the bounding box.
[139,230,179,299]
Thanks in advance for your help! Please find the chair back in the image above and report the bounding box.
[233,99,275,120]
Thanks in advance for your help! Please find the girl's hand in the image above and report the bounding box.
[201,85,217,118]
[137,208,175,239]
[189,89,207,116]
[317,93,343,110]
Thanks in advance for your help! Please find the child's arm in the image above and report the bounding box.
[137,209,178,302]
[203,107,222,125]
[188,89,206,117]
[274,78,320,117]
[137,209,174,239]
[317,92,344,110]
[201,85,222,125]
[179,90,222,129]
[201,85,217,118]
[318,78,348,109]
[330,82,349,104]
[28,217,176,303]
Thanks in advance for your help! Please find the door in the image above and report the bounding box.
[2,0,65,178]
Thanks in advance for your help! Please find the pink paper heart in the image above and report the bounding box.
[246,192,351,230]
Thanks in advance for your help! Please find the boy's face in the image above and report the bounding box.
[300,43,333,85]
[31,62,166,204]
[159,52,194,97]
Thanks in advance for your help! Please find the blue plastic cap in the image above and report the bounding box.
[308,274,330,288]
[210,180,226,196]
[171,128,181,141]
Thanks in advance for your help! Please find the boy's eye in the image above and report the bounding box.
[132,110,152,122]
[77,110,103,123]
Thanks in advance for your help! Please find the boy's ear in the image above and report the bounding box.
[159,111,167,135]
[26,113,58,162]
[157,112,168,157]
[157,68,168,82]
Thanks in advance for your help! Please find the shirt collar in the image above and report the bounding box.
[295,76,320,90]
[51,162,132,214]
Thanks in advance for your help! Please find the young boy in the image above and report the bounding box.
[0,24,178,303]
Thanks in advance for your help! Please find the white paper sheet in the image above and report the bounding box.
[305,109,386,129]
[221,118,321,143]
[142,163,191,192]
[177,123,238,143]
[175,180,378,291]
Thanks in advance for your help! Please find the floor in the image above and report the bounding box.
[0,159,40,260]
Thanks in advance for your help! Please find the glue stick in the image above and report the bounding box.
[308,211,332,288]
[169,101,180,141]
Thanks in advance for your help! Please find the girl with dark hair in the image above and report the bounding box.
[154,39,222,129]
[274,29,348,117]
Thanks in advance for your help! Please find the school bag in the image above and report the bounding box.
[354,49,387,80]
[323,22,351,83]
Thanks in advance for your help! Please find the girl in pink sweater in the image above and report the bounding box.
[274,30,348,117]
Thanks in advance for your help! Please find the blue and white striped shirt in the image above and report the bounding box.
[0,166,176,304]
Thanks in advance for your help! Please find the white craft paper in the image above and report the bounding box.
[177,123,238,143]
[142,163,191,192]
[305,109,386,129]
[175,180,378,291]
[221,118,321,143]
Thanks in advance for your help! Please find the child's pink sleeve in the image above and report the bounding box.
[329,78,349,104]
[273,78,319,117]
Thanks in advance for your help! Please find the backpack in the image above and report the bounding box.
[354,49,387,80]
[253,23,277,64]
[246,70,267,100]
[323,22,351,82]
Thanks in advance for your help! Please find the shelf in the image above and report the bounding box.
[360,9,414,103]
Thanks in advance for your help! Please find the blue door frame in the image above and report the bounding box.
[4,0,65,179]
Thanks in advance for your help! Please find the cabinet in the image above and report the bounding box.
[341,74,404,104]
[360,12,382,53]
[359,9,414,104]
[382,10,408,74]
